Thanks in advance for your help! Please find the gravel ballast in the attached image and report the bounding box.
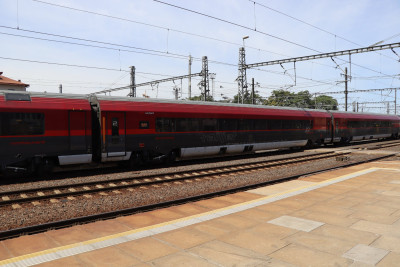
[0,151,395,232]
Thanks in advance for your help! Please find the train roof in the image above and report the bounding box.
[328,110,400,120]
[0,90,91,111]
[93,94,333,118]
[1,90,398,120]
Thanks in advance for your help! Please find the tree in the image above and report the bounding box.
[265,90,338,110]
[233,90,264,105]
[314,95,338,110]
[265,90,313,108]
[188,95,214,102]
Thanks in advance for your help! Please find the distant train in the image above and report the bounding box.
[1,90,399,175]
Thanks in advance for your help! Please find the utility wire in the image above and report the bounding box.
[31,0,285,58]
[0,25,241,67]
[23,3,342,71]
[152,0,393,76]
[30,0,395,78]
[0,56,129,72]
[250,0,399,62]
[0,30,188,60]
[1,29,338,87]
[152,0,320,53]
[0,56,189,77]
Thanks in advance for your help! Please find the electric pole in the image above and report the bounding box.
[188,55,192,99]
[130,66,136,97]
[201,56,209,101]
[344,67,348,111]
[209,73,216,100]
[173,86,179,100]
[251,78,255,105]
[238,47,247,104]
[314,93,317,109]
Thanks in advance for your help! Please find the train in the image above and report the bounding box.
[1,90,399,176]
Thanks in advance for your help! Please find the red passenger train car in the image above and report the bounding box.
[0,91,92,174]
[330,111,400,143]
[0,90,399,175]
[91,95,332,164]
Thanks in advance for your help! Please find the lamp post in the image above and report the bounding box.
[242,36,249,48]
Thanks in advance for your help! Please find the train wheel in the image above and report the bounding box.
[128,153,141,169]
[141,151,150,165]
[34,159,54,178]
[305,140,314,149]
[167,150,177,163]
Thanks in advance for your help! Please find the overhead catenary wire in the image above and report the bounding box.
[6,4,345,73]
[151,0,394,77]
[0,56,194,78]
[249,0,399,62]
[30,0,285,58]
[6,0,399,105]
[152,0,321,53]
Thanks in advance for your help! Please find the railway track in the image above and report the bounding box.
[332,140,400,151]
[1,150,398,241]
[0,151,348,209]
[365,140,400,150]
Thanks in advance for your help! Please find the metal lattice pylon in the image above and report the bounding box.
[201,56,209,101]
[237,47,247,104]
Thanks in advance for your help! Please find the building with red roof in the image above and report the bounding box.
[0,72,29,91]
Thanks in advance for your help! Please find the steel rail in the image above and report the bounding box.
[0,152,397,241]
[0,152,343,207]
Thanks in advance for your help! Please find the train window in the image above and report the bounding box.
[176,118,189,132]
[156,118,163,132]
[139,121,149,129]
[0,112,44,136]
[254,119,268,130]
[5,93,31,101]
[112,118,119,136]
[156,118,175,132]
[281,120,289,129]
[219,119,237,131]
[268,119,282,130]
[203,118,217,131]
[189,118,201,131]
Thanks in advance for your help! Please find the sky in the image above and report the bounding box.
[0,0,400,112]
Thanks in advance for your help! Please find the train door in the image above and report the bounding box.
[69,111,87,151]
[104,112,126,156]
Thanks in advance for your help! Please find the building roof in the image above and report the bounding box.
[0,72,29,87]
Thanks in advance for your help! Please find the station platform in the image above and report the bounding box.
[1,160,400,266]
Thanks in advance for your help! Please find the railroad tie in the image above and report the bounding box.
[12,204,21,209]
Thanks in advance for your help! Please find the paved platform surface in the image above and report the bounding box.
[1,160,400,266]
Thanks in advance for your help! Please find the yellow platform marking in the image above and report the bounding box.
[0,166,398,266]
